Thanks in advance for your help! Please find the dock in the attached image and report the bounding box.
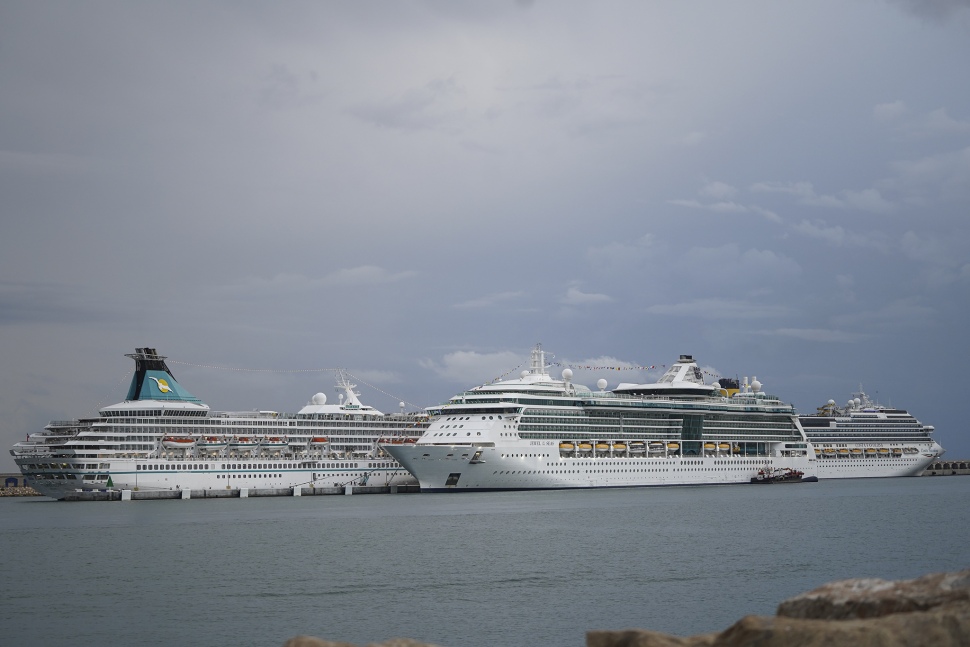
[61,484,421,501]
[922,460,970,476]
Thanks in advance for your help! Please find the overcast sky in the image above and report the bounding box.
[2,1,969,471]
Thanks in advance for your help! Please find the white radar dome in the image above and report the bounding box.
[521,370,529,378]
[399,402,405,408]
[713,382,721,390]
[828,399,836,405]
[597,378,608,390]
[854,398,862,406]
[751,379,762,393]
[311,392,327,405]
[562,368,573,380]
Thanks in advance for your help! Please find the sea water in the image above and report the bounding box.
[2,477,969,647]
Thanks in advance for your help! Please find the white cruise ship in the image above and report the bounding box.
[800,391,943,478]
[382,346,816,491]
[10,348,428,499]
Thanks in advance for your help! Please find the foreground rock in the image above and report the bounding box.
[284,570,970,647]
[589,569,970,647]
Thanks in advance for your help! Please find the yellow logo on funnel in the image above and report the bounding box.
[148,376,172,393]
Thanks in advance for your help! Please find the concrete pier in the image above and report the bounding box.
[923,460,970,476]
[62,484,421,501]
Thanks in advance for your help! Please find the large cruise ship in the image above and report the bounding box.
[382,346,816,491]
[800,391,943,478]
[10,348,428,499]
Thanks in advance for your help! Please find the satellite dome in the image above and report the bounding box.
[311,392,327,405]
[521,370,529,378]
[751,378,762,393]
[562,368,573,380]
[854,398,862,406]
[597,378,607,390]
[713,382,721,389]
[399,402,405,408]
[828,399,836,405]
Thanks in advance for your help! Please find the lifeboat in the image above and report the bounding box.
[229,437,258,452]
[904,447,918,454]
[648,442,664,454]
[559,442,575,455]
[864,448,877,456]
[718,442,731,453]
[595,443,610,454]
[578,443,593,455]
[261,437,288,451]
[161,436,195,450]
[197,436,227,451]
[892,448,903,456]
[629,441,646,454]
[309,437,329,446]
[838,448,850,456]
[822,448,836,457]
[666,442,680,452]
[850,448,863,456]
[703,442,716,454]
[877,448,890,455]
[612,443,627,453]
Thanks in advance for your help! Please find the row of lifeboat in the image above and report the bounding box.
[161,436,331,451]
[558,441,738,457]
[815,446,919,458]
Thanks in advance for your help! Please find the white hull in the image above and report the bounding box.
[811,445,941,479]
[26,456,416,499]
[384,443,815,491]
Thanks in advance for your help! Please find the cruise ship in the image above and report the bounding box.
[382,346,816,491]
[10,348,428,499]
[800,391,943,478]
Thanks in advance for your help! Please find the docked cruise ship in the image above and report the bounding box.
[800,391,943,478]
[10,348,428,499]
[382,346,816,491]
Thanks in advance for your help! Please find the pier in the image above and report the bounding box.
[922,460,970,476]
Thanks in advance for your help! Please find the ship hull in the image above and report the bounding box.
[384,443,816,492]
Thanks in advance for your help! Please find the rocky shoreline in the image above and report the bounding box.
[0,486,42,497]
[282,569,970,647]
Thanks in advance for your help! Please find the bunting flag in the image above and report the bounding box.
[549,361,723,380]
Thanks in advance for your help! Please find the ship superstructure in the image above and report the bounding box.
[10,348,428,499]
[801,391,943,478]
[383,346,816,491]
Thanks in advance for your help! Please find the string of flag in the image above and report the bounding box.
[549,362,724,380]
[168,360,424,410]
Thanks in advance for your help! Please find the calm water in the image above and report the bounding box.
[2,477,969,647]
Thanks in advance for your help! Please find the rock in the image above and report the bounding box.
[777,569,970,619]
[289,570,970,647]
[588,569,970,647]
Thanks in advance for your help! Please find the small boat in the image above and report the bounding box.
[822,448,836,457]
[595,443,611,454]
[229,437,258,452]
[904,447,919,454]
[577,443,593,455]
[196,436,227,451]
[559,442,575,454]
[309,437,330,446]
[261,436,288,450]
[703,442,716,454]
[750,467,815,484]
[877,448,890,455]
[864,448,877,456]
[612,443,627,453]
[718,442,731,453]
[648,442,664,454]
[666,442,680,452]
[850,448,863,456]
[161,436,195,449]
[892,448,903,456]
[629,441,646,454]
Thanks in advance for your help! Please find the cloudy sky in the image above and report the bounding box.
[2,1,969,471]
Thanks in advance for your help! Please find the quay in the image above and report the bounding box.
[0,473,419,500]
[922,460,970,476]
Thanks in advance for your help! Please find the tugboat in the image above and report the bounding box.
[750,467,817,484]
